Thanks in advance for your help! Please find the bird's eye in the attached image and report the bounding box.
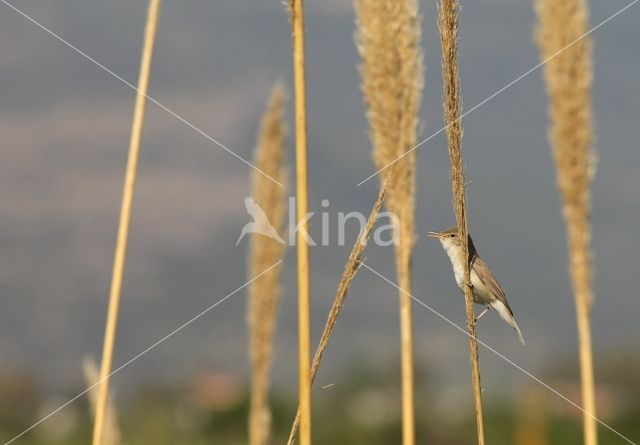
[449,234,455,238]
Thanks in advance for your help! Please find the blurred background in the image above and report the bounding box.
[0,0,638,443]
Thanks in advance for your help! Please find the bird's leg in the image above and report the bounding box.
[474,306,490,323]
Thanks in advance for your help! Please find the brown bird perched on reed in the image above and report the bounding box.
[429,227,525,345]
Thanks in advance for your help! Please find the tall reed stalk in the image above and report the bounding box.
[84,359,121,445]
[355,1,423,443]
[535,2,597,444]
[247,85,288,445]
[92,1,161,444]
[288,0,312,443]
[437,1,485,443]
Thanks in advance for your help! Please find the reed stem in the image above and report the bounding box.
[84,358,121,445]
[437,1,485,443]
[535,1,597,443]
[290,0,312,443]
[91,1,161,444]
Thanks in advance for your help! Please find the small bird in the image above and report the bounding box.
[235,197,285,246]
[428,227,525,345]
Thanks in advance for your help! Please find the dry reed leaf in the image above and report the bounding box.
[286,180,388,445]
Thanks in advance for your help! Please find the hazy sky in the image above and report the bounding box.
[1,0,639,410]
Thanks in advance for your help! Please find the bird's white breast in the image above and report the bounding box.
[441,240,465,289]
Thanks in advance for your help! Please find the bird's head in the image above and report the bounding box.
[428,226,462,249]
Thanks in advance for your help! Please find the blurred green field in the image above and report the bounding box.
[2,353,638,445]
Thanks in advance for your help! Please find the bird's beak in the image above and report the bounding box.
[427,231,443,238]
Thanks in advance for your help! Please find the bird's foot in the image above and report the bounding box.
[474,306,490,323]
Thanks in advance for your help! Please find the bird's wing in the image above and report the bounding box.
[471,256,514,315]
[244,196,269,221]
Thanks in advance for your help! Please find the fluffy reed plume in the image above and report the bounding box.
[92,1,161,444]
[286,180,388,445]
[247,85,288,445]
[288,0,312,442]
[83,358,121,445]
[437,1,485,443]
[535,2,597,444]
[355,1,423,443]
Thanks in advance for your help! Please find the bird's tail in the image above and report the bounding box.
[491,300,525,345]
